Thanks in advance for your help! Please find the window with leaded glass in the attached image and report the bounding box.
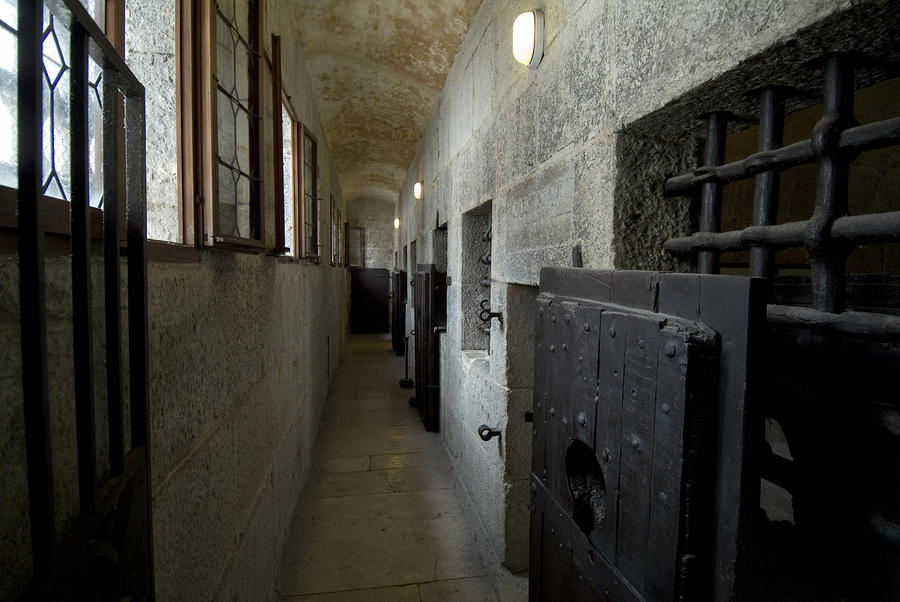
[301,127,318,258]
[0,0,107,230]
[213,0,261,245]
[281,100,297,256]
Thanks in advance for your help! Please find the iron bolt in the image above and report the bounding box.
[562,416,568,425]
[549,408,556,417]
[562,343,567,351]
[609,325,616,338]
[602,449,611,463]
[631,436,640,449]
[552,314,557,323]
[665,342,677,357]
[564,314,570,323]
[584,323,591,332]
[638,339,645,350]
[662,403,671,415]
[550,344,556,353]
[577,413,587,426]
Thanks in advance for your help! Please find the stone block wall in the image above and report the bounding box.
[396,0,862,571]
[0,2,347,599]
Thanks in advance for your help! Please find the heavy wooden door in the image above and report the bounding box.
[391,270,407,356]
[412,264,447,431]
[530,268,764,601]
[350,268,390,333]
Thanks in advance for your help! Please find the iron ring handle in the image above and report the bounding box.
[410,329,416,336]
[480,299,490,310]
[477,424,501,441]
[479,309,503,323]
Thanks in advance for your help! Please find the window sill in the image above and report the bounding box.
[146,240,200,263]
[1,188,104,239]
[211,235,268,254]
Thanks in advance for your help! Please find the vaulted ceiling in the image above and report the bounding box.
[293,0,484,209]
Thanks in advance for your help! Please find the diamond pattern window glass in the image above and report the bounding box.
[282,102,295,256]
[215,0,258,240]
[302,129,317,257]
[0,1,103,208]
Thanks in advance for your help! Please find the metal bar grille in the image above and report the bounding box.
[664,53,900,340]
[15,0,154,596]
[69,15,97,518]
[18,0,56,579]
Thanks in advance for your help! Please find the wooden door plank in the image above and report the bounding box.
[616,314,661,594]
[646,329,691,601]
[697,275,764,602]
[595,308,627,564]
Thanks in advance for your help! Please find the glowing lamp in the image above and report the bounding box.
[393,217,400,230]
[513,10,544,69]
[413,181,423,200]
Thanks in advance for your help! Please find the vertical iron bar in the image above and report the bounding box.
[125,88,155,593]
[102,69,125,476]
[18,0,57,576]
[809,54,853,312]
[698,112,728,274]
[749,88,785,279]
[69,20,97,516]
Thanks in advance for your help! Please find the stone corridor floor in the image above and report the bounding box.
[273,334,528,601]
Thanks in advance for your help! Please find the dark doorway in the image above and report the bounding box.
[350,268,390,333]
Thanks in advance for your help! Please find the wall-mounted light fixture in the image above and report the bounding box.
[513,9,544,69]
[393,217,400,230]
[413,181,423,200]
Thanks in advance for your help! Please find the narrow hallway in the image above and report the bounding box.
[273,335,525,601]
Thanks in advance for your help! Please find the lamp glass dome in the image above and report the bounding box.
[413,181,423,200]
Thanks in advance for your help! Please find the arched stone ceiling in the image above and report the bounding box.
[293,0,484,206]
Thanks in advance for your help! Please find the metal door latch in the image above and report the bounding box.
[477,425,502,441]
[479,300,503,324]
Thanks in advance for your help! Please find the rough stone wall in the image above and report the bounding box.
[348,197,394,269]
[0,2,347,599]
[396,0,860,571]
[126,0,179,242]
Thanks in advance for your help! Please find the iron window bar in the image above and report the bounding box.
[663,53,900,342]
[17,0,153,595]
[479,218,492,335]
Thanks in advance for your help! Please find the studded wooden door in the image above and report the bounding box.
[412,264,447,431]
[530,268,764,601]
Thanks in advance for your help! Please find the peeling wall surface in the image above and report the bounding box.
[0,2,348,600]
[395,0,896,571]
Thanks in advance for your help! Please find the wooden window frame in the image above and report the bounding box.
[271,33,301,258]
[330,194,337,266]
[343,221,350,268]
[195,0,265,250]
[300,125,319,261]
[0,0,119,242]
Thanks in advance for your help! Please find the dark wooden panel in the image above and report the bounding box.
[595,309,627,565]
[391,270,407,355]
[350,268,390,333]
[646,329,690,601]
[532,268,759,602]
[412,265,446,431]
[616,314,661,593]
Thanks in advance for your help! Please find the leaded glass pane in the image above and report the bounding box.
[282,104,294,255]
[0,0,17,189]
[0,2,103,207]
[216,0,255,239]
[303,133,315,255]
